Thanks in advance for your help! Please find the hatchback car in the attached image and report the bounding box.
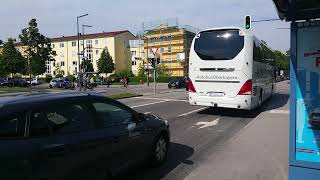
[0,93,170,180]
[49,78,71,88]
[168,77,186,89]
[0,79,8,86]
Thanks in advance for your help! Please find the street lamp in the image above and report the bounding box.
[77,14,88,73]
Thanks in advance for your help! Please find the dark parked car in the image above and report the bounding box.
[168,77,187,89]
[0,93,170,180]
[7,79,30,87]
[0,79,8,86]
[309,108,320,129]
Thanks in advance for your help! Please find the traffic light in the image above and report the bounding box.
[245,15,251,30]
[150,58,160,68]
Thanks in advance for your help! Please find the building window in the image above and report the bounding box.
[53,62,56,67]
[72,41,77,47]
[131,51,136,56]
[168,59,172,63]
[72,61,77,66]
[95,40,99,45]
[53,71,56,76]
[61,71,65,76]
[159,36,164,42]
[60,43,64,48]
[61,61,65,66]
[52,44,55,48]
[168,36,173,41]
[168,47,172,53]
[96,50,99,55]
[160,47,164,53]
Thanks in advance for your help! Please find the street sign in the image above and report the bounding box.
[150,47,159,55]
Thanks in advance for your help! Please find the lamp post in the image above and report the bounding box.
[77,14,88,73]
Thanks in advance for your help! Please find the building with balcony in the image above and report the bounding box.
[16,30,136,77]
[143,24,196,77]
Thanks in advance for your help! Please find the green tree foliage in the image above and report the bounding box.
[137,64,146,77]
[55,74,63,78]
[19,19,54,76]
[81,59,94,72]
[156,64,168,76]
[274,50,290,70]
[0,38,26,77]
[97,49,115,74]
[0,39,3,45]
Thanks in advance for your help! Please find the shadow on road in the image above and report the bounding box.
[197,92,289,118]
[118,143,194,180]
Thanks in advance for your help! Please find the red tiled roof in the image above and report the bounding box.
[16,30,134,46]
[51,30,130,42]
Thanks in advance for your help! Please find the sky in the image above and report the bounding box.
[0,0,290,52]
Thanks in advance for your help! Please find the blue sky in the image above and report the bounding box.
[0,0,290,52]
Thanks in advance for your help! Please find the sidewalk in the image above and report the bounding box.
[185,91,289,180]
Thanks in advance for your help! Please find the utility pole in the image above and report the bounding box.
[154,57,157,94]
[146,35,150,86]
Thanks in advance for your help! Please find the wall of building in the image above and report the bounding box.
[113,32,136,73]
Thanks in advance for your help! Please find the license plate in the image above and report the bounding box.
[208,92,224,97]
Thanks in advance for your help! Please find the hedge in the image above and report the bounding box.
[129,76,176,83]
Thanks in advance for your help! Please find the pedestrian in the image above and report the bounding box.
[106,77,111,88]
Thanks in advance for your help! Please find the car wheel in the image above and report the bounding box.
[168,85,171,89]
[151,134,169,166]
[49,85,53,88]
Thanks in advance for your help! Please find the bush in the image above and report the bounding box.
[44,74,53,83]
[129,76,153,83]
[66,75,76,82]
[109,73,121,83]
[12,74,22,79]
[55,74,63,78]
[157,76,175,83]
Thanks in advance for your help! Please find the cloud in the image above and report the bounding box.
[0,0,289,51]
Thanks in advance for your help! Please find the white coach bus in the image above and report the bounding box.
[188,27,275,110]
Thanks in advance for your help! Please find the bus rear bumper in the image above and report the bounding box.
[188,93,252,110]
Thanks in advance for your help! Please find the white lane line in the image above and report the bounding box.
[133,96,188,102]
[268,110,289,114]
[130,100,168,108]
[177,107,208,117]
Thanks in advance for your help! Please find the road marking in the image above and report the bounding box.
[133,96,188,102]
[177,107,208,117]
[130,100,168,108]
[268,110,289,114]
[195,118,219,129]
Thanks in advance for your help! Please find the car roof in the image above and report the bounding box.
[0,93,104,112]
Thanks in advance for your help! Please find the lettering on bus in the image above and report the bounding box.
[196,75,238,81]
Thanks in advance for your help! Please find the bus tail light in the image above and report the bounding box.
[238,79,252,95]
[188,80,196,93]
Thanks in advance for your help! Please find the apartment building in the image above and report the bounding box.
[17,30,136,77]
[143,24,196,76]
[129,40,144,76]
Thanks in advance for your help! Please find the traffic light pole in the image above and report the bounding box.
[154,57,157,94]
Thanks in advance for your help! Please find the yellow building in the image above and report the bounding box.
[129,40,144,76]
[17,30,136,77]
[143,24,196,76]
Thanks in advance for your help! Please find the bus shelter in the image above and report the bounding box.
[272,0,320,179]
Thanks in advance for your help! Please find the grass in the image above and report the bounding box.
[108,92,141,99]
[0,85,51,91]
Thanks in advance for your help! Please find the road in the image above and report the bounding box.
[116,81,290,180]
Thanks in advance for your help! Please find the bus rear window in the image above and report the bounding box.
[194,29,244,60]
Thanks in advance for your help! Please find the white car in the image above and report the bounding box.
[29,78,41,86]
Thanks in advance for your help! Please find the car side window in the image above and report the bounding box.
[92,102,133,127]
[0,114,26,138]
[30,103,95,136]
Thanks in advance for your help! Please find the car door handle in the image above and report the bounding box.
[42,144,67,157]
[112,137,120,143]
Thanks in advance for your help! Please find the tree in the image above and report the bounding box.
[81,59,94,72]
[0,38,26,77]
[19,19,54,76]
[0,39,3,45]
[97,49,115,74]
[157,64,168,76]
[137,63,146,77]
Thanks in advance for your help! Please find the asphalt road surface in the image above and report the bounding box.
[116,81,290,180]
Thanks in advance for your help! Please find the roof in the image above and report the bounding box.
[51,30,131,43]
[272,0,320,21]
[15,30,135,46]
